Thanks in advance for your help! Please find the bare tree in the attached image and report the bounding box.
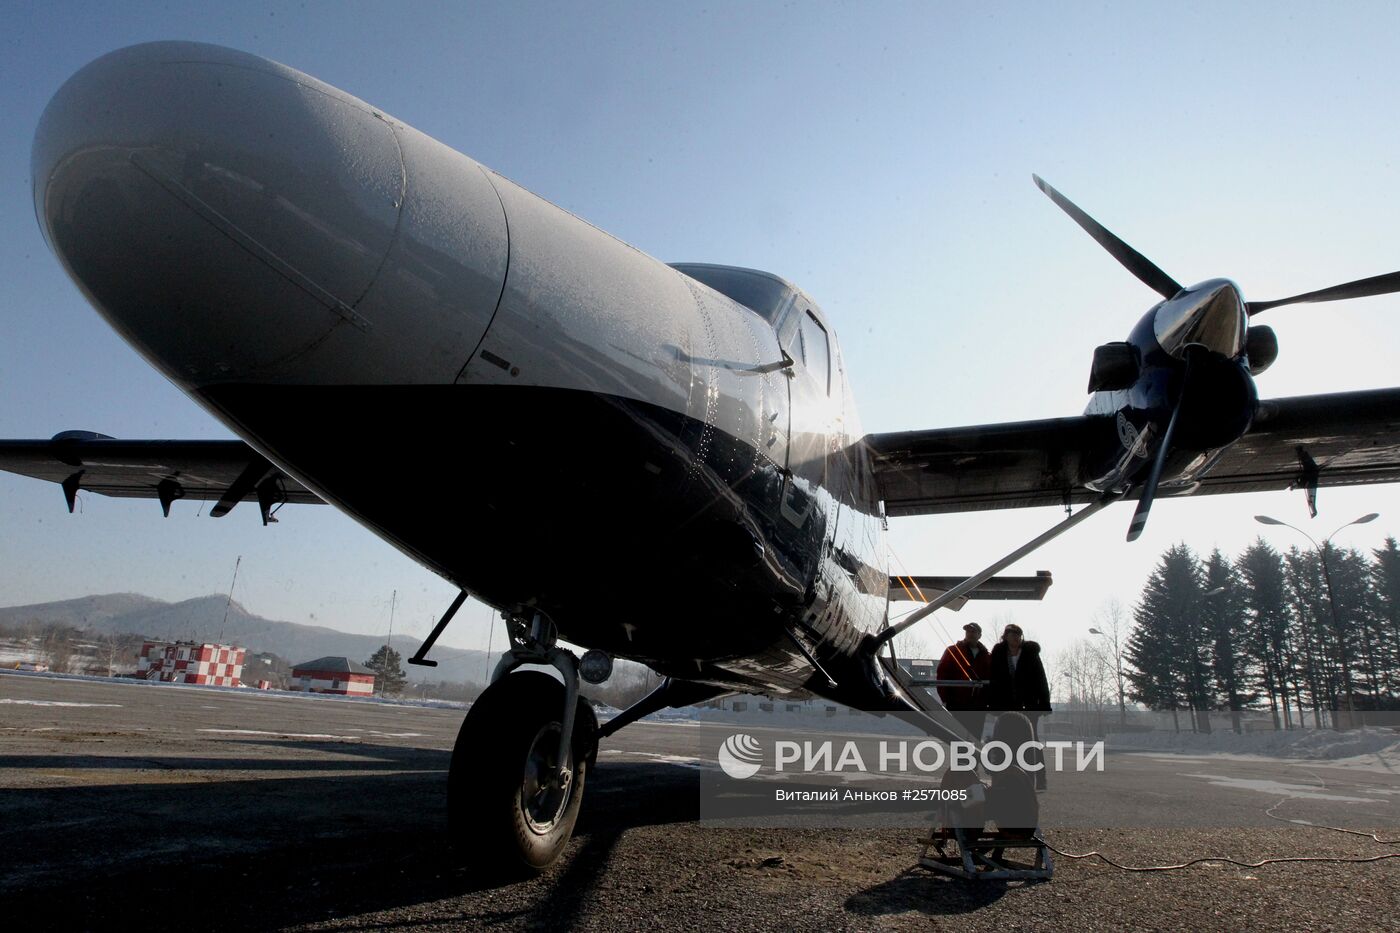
[41,628,75,674]
[1054,638,1114,735]
[21,618,43,662]
[1089,598,1132,728]
[100,632,144,677]
[893,625,939,662]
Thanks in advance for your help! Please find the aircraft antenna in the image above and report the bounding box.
[380,589,396,695]
[483,611,496,687]
[217,555,241,644]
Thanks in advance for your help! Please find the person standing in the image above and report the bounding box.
[988,623,1052,789]
[935,622,992,740]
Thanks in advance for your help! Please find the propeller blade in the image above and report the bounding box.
[1126,354,1192,542]
[1033,175,1183,301]
[1246,270,1400,315]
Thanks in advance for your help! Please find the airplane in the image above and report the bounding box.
[5,41,1400,873]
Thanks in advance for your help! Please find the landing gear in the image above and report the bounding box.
[447,614,597,875]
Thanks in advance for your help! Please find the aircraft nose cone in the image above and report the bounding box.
[1151,278,1247,359]
[33,42,404,385]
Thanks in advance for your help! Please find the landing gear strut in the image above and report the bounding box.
[447,612,597,874]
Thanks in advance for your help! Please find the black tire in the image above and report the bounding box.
[448,671,595,875]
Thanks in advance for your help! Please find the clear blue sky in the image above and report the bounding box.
[3,2,1400,658]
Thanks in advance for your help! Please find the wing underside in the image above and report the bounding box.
[866,387,1400,517]
[0,434,321,520]
[5,387,1399,523]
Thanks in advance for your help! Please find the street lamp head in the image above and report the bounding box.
[1255,515,1285,526]
[1203,586,1227,598]
[1088,627,1104,635]
[1356,512,1381,525]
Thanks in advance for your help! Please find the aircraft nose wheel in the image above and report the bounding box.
[521,722,572,834]
[448,670,597,875]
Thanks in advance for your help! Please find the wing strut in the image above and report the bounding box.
[785,627,838,688]
[873,492,1122,649]
[210,455,274,519]
[407,590,469,668]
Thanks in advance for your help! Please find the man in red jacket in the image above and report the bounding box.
[936,622,992,740]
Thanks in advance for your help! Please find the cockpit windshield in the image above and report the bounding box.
[670,263,796,325]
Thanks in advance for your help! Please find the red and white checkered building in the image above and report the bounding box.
[137,641,245,687]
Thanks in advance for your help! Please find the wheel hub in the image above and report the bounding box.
[521,723,572,833]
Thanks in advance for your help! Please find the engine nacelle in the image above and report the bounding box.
[1174,351,1258,452]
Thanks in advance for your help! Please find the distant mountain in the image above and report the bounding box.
[0,593,165,629]
[0,593,493,684]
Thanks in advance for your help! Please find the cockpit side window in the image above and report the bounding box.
[799,311,831,394]
[785,317,806,366]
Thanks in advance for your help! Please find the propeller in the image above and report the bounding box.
[1033,173,1400,316]
[1126,350,1194,543]
[1034,173,1400,540]
[1247,270,1400,315]
[1032,175,1182,301]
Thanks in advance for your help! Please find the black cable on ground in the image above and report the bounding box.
[1262,769,1400,846]
[1303,825,1400,846]
[1042,841,1400,872]
[1045,782,1400,872]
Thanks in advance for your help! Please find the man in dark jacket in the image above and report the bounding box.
[935,622,992,740]
[988,623,1052,789]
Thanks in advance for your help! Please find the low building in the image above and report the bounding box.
[290,656,375,696]
[897,658,938,682]
[137,641,245,686]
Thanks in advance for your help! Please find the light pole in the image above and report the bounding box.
[1255,512,1379,728]
[1088,625,1127,729]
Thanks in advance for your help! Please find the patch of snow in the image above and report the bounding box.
[610,750,707,769]
[197,728,359,740]
[0,699,121,708]
[1111,726,1400,760]
[0,668,469,709]
[1181,773,1377,804]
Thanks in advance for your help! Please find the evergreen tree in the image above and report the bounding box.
[1371,537,1400,697]
[1236,540,1294,730]
[1283,546,1334,727]
[1327,546,1379,705]
[1127,543,1204,731]
[366,644,407,696]
[1123,530,1400,732]
[1201,548,1254,733]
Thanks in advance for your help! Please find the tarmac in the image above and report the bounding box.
[2,671,1397,931]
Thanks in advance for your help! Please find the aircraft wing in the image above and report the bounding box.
[0,433,322,520]
[866,387,1400,517]
[888,572,1053,604]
